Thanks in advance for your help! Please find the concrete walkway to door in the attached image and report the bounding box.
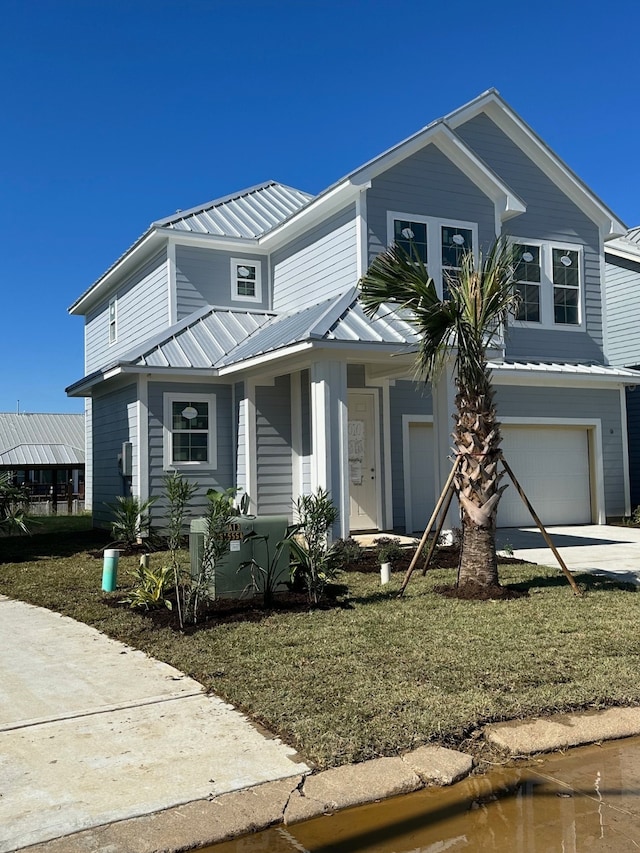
[495,524,640,587]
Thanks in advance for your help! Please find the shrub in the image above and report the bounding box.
[330,537,364,569]
[107,495,156,547]
[121,562,173,611]
[289,488,340,605]
[374,536,404,565]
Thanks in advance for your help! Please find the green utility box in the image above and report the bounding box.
[189,515,290,599]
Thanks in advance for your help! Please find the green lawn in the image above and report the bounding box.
[1,520,639,770]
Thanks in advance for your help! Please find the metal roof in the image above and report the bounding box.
[0,413,85,467]
[152,181,313,239]
[489,360,640,380]
[129,306,277,369]
[124,292,421,372]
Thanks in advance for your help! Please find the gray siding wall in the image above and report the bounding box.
[146,381,235,525]
[300,370,311,494]
[494,385,625,517]
[176,246,268,319]
[456,114,605,362]
[272,205,358,312]
[255,376,292,515]
[84,398,93,510]
[91,383,138,527]
[85,250,169,373]
[389,380,433,531]
[234,382,246,495]
[366,144,498,265]
[605,255,640,367]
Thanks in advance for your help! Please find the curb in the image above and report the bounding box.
[21,706,640,853]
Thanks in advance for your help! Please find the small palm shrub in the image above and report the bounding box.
[289,488,340,605]
[107,495,156,547]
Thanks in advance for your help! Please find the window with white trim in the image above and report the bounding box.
[163,393,217,468]
[231,258,262,303]
[511,240,582,327]
[108,297,117,344]
[387,212,477,299]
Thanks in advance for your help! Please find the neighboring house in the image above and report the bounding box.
[67,89,640,535]
[604,228,640,508]
[0,413,85,501]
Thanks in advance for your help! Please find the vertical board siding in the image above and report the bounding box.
[84,398,93,509]
[389,380,433,531]
[176,246,268,319]
[255,376,292,515]
[605,256,640,367]
[272,206,358,312]
[146,381,234,526]
[627,387,640,509]
[494,385,625,516]
[456,114,604,361]
[85,250,168,373]
[91,384,137,527]
[234,381,246,494]
[366,144,497,266]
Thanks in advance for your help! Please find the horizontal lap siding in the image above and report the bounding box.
[605,256,640,367]
[456,114,604,362]
[147,381,234,525]
[255,376,292,516]
[85,251,168,373]
[84,398,93,509]
[494,385,625,517]
[301,370,311,495]
[234,382,246,495]
[272,206,357,312]
[92,384,138,527]
[627,387,640,508]
[366,145,497,264]
[176,246,268,318]
[389,380,433,531]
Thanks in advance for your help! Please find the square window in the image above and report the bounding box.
[393,219,428,263]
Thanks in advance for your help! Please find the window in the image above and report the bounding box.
[387,212,477,299]
[513,244,541,322]
[552,248,580,325]
[163,393,217,468]
[511,240,582,328]
[108,297,117,344]
[231,258,262,302]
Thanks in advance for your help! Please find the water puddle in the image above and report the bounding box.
[203,736,640,851]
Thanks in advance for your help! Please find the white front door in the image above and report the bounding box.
[348,392,378,530]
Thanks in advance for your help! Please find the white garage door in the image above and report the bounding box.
[498,426,592,527]
[407,422,435,534]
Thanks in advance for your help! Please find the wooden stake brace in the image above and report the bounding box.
[400,452,583,597]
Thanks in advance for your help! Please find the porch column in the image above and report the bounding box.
[431,357,459,534]
[310,361,349,539]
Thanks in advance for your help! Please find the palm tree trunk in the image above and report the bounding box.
[458,523,498,587]
[453,382,504,589]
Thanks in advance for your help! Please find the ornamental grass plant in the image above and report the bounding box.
[1,518,640,770]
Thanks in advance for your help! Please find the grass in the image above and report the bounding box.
[1,519,640,770]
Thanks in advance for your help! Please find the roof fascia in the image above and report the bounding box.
[258,182,363,250]
[446,91,626,238]
[166,232,263,253]
[604,240,640,265]
[69,229,166,316]
[490,365,640,388]
[349,122,526,224]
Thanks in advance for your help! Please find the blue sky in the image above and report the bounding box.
[1,0,639,413]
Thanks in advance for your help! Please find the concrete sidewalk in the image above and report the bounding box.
[495,523,640,586]
[0,596,309,853]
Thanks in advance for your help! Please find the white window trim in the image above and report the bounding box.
[230,258,262,303]
[510,238,584,331]
[163,392,217,470]
[108,296,117,345]
[386,212,478,299]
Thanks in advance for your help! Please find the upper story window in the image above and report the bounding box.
[387,212,477,299]
[163,393,217,469]
[231,258,262,303]
[511,240,582,328]
[108,297,117,344]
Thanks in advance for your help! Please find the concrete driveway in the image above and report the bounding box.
[496,524,640,587]
[0,596,309,853]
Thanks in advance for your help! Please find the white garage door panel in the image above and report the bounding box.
[498,427,591,527]
[408,423,435,534]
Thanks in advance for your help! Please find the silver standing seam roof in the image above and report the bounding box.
[0,413,85,467]
[124,292,422,371]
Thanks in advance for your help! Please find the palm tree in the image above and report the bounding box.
[359,239,519,590]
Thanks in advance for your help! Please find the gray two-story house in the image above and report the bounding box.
[67,89,639,535]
